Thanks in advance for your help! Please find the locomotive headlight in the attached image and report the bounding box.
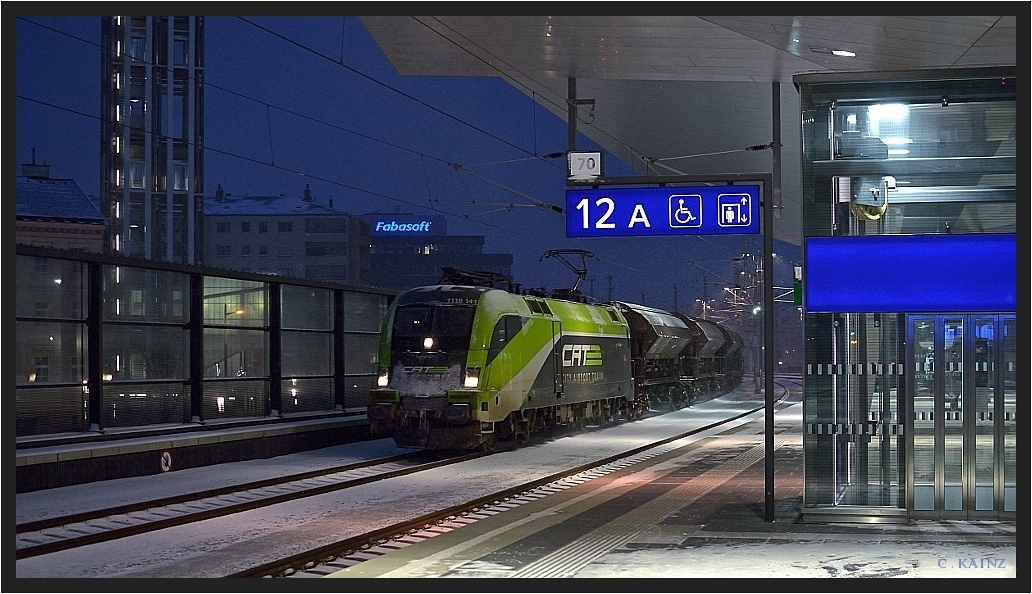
[423,337,434,349]
[377,370,389,387]
[463,367,481,389]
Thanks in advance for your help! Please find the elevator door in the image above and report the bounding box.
[908,314,1015,519]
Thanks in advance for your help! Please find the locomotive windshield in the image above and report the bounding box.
[392,305,476,352]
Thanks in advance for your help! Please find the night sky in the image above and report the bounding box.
[13,14,798,316]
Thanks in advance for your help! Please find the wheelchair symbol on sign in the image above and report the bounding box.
[668,194,702,228]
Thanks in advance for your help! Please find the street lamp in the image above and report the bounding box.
[223,304,244,377]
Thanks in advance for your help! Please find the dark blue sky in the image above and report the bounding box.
[14,15,797,316]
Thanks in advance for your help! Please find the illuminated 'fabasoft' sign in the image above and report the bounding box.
[374,220,432,233]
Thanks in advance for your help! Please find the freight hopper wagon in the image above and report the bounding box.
[674,313,746,400]
[611,302,697,411]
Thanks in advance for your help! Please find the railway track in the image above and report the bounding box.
[15,449,480,559]
[15,409,660,560]
[237,380,796,578]
[16,379,799,577]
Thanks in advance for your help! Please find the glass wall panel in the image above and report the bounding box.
[1002,317,1015,511]
[281,331,332,377]
[16,386,87,436]
[204,328,266,379]
[16,257,88,320]
[281,284,331,330]
[102,383,191,427]
[102,325,188,380]
[344,291,389,332]
[912,318,935,511]
[973,317,995,511]
[204,379,268,420]
[820,313,905,507]
[942,317,964,510]
[103,265,189,323]
[281,377,333,414]
[16,322,86,385]
[343,375,375,410]
[343,333,380,374]
[16,248,397,438]
[202,277,266,327]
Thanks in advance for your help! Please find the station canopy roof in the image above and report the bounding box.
[361,16,1017,246]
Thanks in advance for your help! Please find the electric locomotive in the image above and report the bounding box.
[367,282,637,450]
[368,257,746,451]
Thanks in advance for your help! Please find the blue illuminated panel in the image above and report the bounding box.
[805,234,1016,313]
[566,184,760,237]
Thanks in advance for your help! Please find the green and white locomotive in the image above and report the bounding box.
[368,255,745,451]
[367,283,638,450]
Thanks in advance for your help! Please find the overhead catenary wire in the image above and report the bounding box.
[449,163,564,214]
[16,15,759,301]
[15,16,563,239]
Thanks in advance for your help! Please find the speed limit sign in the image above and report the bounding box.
[567,151,603,180]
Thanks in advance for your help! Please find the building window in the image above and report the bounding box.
[130,353,147,380]
[130,289,144,316]
[130,36,145,60]
[279,268,292,277]
[217,245,231,257]
[128,100,144,130]
[278,221,293,233]
[174,39,188,66]
[215,222,231,233]
[129,163,145,189]
[241,245,251,257]
[172,165,188,190]
[172,290,183,317]
[241,222,250,233]
[259,245,268,256]
[170,95,185,140]
[32,357,50,383]
[35,301,50,317]
[259,222,268,233]
[35,257,49,273]
[305,242,346,257]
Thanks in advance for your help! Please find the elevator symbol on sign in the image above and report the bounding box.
[668,194,702,228]
[717,193,753,227]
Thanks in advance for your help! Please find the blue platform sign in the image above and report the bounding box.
[566,184,760,238]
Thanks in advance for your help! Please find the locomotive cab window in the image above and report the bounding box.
[487,315,525,364]
[392,305,476,351]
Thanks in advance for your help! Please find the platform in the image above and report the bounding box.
[324,400,1017,580]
